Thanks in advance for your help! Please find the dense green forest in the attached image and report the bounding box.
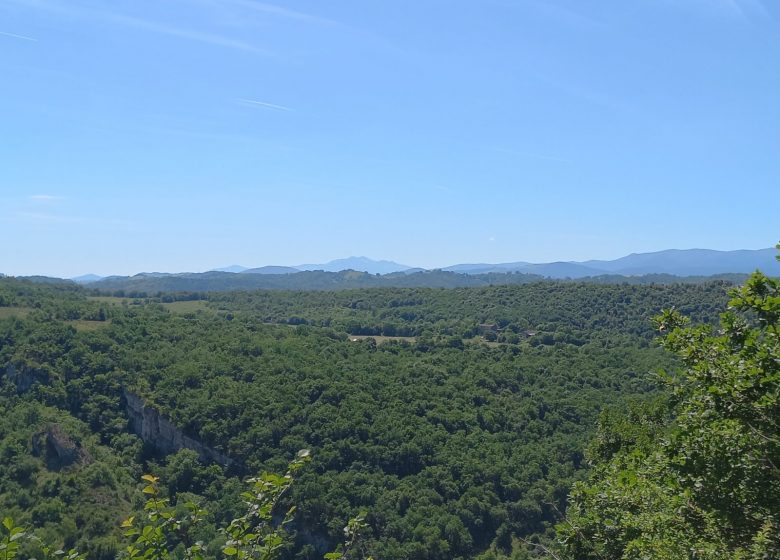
[79,269,751,295]
[0,277,739,558]
[558,270,780,558]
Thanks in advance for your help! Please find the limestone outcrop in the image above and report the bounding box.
[32,424,92,469]
[123,390,232,466]
[5,361,49,392]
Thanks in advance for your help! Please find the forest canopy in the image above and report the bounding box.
[558,268,780,559]
[0,275,752,558]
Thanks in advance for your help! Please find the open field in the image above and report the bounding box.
[348,334,506,347]
[347,334,417,344]
[87,296,132,304]
[0,306,32,319]
[87,296,210,314]
[161,300,210,313]
[466,336,505,348]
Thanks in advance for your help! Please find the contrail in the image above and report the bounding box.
[238,98,293,111]
[215,0,340,26]
[0,30,38,42]
[106,13,270,55]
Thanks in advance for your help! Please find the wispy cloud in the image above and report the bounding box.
[726,0,771,20]
[521,0,605,28]
[238,98,293,111]
[671,0,771,21]
[211,0,339,26]
[0,30,38,41]
[30,194,64,202]
[486,0,604,29]
[104,12,271,55]
[15,211,137,228]
[489,147,572,164]
[7,0,270,55]
[17,211,80,224]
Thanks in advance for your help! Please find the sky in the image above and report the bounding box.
[1,0,778,277]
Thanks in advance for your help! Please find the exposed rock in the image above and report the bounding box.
[4,361,47,392]
[123,390,232,466]
[32,424,92,469]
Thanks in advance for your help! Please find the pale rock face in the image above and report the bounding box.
[123,390,232,466]
[44,425,83,464]
[5,361,44,392]
[2,361,234,466]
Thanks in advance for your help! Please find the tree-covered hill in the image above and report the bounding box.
[557,267,780,558]
[79,269,754,295]
[0,277,735,558]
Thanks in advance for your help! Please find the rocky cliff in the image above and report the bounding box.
[5,361,49,392]
[32,424,92,469]
[123,390,232,466]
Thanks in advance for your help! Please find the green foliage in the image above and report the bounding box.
[1,516,84,560]
[0,397,133,559]
[324,513,372,560]
[1,517,26,560]
[6,451,372,560]
[0,276,739,558]
[122,473,207,560]
[221,450,310,560]
[206,281,731,341]
[120,452,373,560]
[558,270,780,559]
[84,268,756,294]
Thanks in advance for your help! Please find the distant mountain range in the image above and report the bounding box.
[168,257,412,278]
[227,257,413,276]
[294,256,413,274]
[65,248,779,288]
[71,274,104,284]
[211,265,249,273]
[441,248,780,278]
[242,266,301,275]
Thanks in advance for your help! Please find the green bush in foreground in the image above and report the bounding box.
[558,268,780,559]
[2,451,371,560]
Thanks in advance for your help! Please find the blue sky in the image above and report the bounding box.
[1,0,778,277]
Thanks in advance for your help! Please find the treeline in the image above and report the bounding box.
[558,271,780,558]
[206,282,731,342]
[81,269,752,294]
[87,270,545,293]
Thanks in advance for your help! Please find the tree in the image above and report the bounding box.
[4,450,372,560]
[558,265,780,559]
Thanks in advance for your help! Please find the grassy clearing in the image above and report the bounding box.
[465,336,506,348]
[68,320,111,332]
[348,334,417,344]
[0,307,32,319]
[349,335,505,347]
[87,296,210,314]
[87,296,130,305]
[162,300,210,313]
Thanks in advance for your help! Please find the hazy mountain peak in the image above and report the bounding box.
[241,266,300,275]
[296,256,412,274]
[211,265,249,273]
[71,274,103,284]
[583,247,779,276]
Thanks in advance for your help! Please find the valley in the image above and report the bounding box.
[0,276,733,559]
